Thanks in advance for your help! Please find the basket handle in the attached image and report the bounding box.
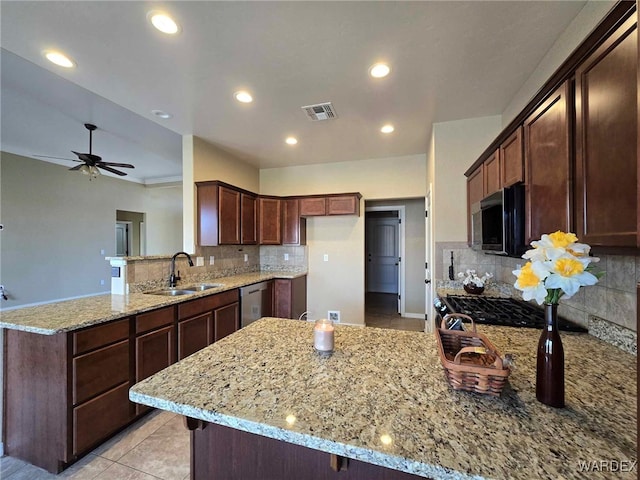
[453,346,504,369]
[441,313,476,332]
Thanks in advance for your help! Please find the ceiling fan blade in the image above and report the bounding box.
[98,165,128,176]
[68,164,85,171]
[96,162,135,169]
[72,151,102,162]
[34,154,81,162]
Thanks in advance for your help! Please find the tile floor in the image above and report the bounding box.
[1,295,424,479]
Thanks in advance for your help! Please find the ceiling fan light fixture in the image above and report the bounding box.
[79,164,90,175]
[44,50,75,68]
[149,11,180,34]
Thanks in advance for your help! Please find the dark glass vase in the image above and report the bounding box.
[536,303,565,408]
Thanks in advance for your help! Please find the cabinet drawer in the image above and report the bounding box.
[73,381,132,456]
[73,318,130,355]
[136,306,175,335]
[178,289,239,319]
[73,340,129,405]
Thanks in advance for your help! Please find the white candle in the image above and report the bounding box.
[314,319,334,352]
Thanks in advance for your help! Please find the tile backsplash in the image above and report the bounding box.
[125,245,308,293]
[435,241,638,335]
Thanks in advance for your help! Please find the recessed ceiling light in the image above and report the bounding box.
[381,124,395,134]
[151,110,172,119]
[234,91,253,103]
[285,137,298,145]
[44,50,75,68]
[369,63,390,78]
[148,11,180,34]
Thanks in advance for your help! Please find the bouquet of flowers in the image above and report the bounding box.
[458,269,493,288]
[512,231,602,304]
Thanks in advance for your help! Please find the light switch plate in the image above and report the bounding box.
[196,256,204,266]
[323,254,329,262]
[284,253,289,261]
[209,256,215,265]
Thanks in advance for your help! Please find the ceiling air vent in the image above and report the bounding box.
[301,102,338,121]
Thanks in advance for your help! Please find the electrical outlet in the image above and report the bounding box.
[209,256,215,265]
[196,256,204,267]
[100,279,105,286]
[328,310,340,323]
[284,253,289,261]
[244,254,248,262]
[323,254,329,262]
[100,249,105,255]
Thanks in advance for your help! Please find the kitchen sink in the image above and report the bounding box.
[185,283,225,291]
[144,288,195,296]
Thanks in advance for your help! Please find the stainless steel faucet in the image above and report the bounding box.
[169,252,194,287]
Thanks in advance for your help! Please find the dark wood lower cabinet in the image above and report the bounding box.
[191,422,423,480]
[178,312,213,360]
[214,302,239,341]
[274,276,307,319]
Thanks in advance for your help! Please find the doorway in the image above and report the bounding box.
[116,210,145,256]
[365,206,405,317]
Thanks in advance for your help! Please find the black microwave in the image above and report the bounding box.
[471,184,526,257]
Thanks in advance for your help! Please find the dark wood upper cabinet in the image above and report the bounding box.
[524,81,571,244]
[241,193,258,245]
[575,16,638,248]
[327,194,361,215]
[466,164,484,245]
[282,198,307,245]
[218,186,241,244]
[258,196,282,245]
[299,197,327,216]
[500,127,524,188]
[483,149,501,196]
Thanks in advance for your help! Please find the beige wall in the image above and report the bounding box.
[502,0,615,126]
[430,115,502,244]
[0,152,182,308]
[261,154,426,325]
[182,135,260,252]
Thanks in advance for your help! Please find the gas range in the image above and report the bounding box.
[434,295,587,332]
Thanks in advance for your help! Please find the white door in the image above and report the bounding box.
[366,216,399,294]
[115,222,131,256]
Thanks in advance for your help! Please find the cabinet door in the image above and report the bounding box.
[178,312,213,360]
[274,276,307,319]
[136,325,176,382]
[214,302,239,342]
[327,195,360,215]
[259,197,282,245]
[483,150,501,196]
[500,127,524,188]
[575,17,637,247]
[466,165,484,245]
[300,197,327,216]
[524,81,571,243]
[219,186,241,244]
[196,182,219,247]
[241,193,258,245]
[283,199,306,245]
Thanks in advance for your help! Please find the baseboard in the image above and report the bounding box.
[401,312,425,319]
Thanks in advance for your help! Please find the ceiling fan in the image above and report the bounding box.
[35,123,135,178]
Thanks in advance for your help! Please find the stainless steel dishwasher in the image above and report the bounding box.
[240,281,270,328]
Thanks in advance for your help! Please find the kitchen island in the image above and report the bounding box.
[130,318,637,480]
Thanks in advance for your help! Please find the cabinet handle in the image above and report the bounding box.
[330,454,349,472]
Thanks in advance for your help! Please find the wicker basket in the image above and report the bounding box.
[435,313,511,397]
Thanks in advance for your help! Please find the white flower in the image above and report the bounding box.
[544,255,599,298]
[512,261,550,305]
[458,269,492,287]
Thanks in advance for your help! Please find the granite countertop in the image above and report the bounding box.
[0,271,306,335]
[130,318,637,480]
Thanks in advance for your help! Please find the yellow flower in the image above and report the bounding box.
[548,231,578,248]
[554,257,584,277]
[513,261,549,304]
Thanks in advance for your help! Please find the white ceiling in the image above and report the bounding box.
[1,1,589,184]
